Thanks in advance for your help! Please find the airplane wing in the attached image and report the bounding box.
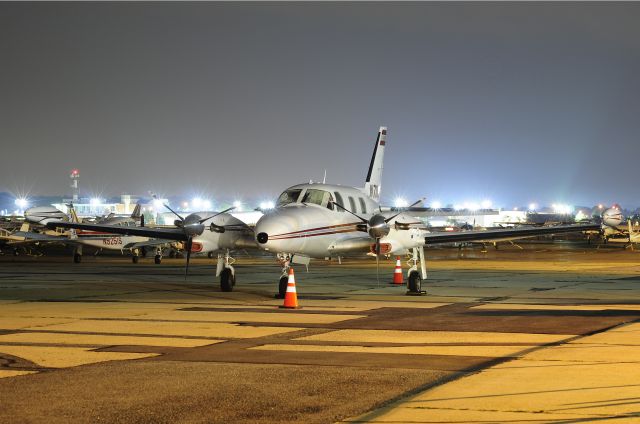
[46,222,190,241]
[423,223,600,245]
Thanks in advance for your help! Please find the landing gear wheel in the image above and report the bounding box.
[132,255,139,264]
[207,251,214,259]
[277,276,288,299]
[407,271,422,293]
[154,255,162,264]
[73,253,82,263]
[141,247,148,258]
[220,268,235,292]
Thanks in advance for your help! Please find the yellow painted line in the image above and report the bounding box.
[0,370,37,379]
[260,300,450,310]
[523,344,640,363]
[30,320,303,339]
[0,302,175,319]
[1,318,77,330]
[0,345,156,368]
[342,406,593,423]
[298,329,574,344]
[0,332,223,348]
[144,311,365,324]
[472,304,640,311]
[251,344,535,357]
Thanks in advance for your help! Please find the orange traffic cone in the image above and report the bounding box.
[392,256,403,285]
[280,268,301,309]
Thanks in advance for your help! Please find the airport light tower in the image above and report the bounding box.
[70,169,80,202]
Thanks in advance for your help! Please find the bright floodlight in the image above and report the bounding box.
[430,200,441,209]
[15,198,28,209]
[203,200,212,210]
[233,200,243,211]
[260,201,274,210]
[394,197,408,208]
[481,200,492,209]
[153,199,163,209]
[192,197,202,208]
[90,198,101,206]
[529,203,537,211]
[467,202,479,212]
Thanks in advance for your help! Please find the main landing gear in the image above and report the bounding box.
[406,246,427,295]
[73,245,83,263]
[154,247,163,264]
[216,249,236,292]
[131,248,140,263]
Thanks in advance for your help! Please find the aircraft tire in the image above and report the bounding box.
[73,253,82,263]
[207,251,214,259]
[407,271,422,293]
[278,276,288,299]
[132,255,139,264]
[220,268,234,292]
[154,255,162,264]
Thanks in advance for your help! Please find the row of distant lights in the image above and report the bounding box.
[393,198,579,214]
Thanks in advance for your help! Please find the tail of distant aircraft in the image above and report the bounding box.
[130,203,142,219]
[363,126,386,202]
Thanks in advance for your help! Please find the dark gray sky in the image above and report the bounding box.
[2,2,639,207]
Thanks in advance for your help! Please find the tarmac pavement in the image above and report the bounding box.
[0,242,639,423]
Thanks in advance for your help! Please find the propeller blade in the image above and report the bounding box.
[164,203,184,222]
[198,206,236,224]
[330,201,368,223]
[385,198,425,223]
[184,237,193,279]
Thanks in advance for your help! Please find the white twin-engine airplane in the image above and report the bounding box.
[48,126,608,296]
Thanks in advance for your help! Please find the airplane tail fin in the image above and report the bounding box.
[363,126,386,201]
[69,205,81,224]
[19,222,30,232]
[130,203,142,219]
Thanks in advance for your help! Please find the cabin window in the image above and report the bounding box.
[359,198,367,214]
[276,189,302,207]
[302,189,333,209]
[348,196,357,212]
[333,192,345,212]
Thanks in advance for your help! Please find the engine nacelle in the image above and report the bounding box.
[602,208,624,227]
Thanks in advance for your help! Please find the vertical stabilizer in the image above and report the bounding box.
[363,126,386,201]
[130,203,142,219]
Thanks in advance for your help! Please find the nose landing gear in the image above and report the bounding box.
[217,250,236,292]
[276,253,291,299]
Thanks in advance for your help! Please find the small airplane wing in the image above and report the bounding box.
[424,223,601,245]
[46,222,190,242]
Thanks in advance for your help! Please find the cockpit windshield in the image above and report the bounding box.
[301,189,333,209]
[276,189,302,207]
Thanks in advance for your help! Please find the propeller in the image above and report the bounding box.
[156,196,235,278]
[330,198,424,284]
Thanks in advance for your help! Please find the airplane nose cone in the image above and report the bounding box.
[256,232,269,244]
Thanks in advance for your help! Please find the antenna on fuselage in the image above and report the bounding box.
[323,169,327,184]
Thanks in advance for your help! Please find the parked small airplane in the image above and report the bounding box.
[19,204,176,263]
[48,126,610,296]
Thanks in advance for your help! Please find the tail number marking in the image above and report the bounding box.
[103,237,123,246]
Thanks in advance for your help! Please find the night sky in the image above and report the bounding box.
[2,2,639,207]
